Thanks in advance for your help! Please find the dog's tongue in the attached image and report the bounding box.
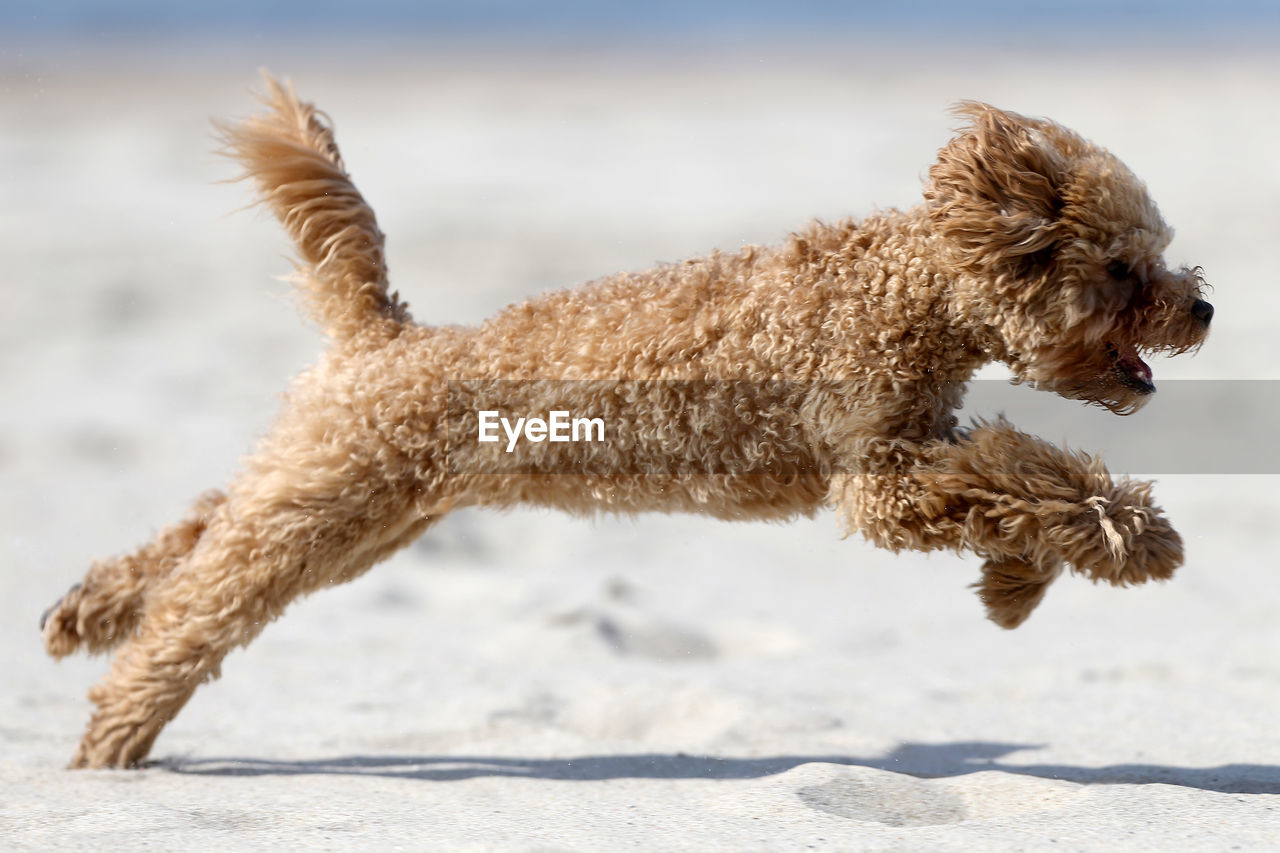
[1116,345,1154,389]
[1119,349,1152,382]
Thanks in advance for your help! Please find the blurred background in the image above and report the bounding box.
[4,0,1280,796]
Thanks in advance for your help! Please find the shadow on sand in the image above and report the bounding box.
[162,741,1280,794]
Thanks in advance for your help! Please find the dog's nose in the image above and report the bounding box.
[1191,298,1214,326]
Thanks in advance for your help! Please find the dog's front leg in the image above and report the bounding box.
[920,419,1183,587]
[838,419,1183,627]
[835,463,1067,628]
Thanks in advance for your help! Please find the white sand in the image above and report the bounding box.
[3,43,1280,850]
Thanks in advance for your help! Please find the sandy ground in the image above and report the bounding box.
[3,43,1280,850]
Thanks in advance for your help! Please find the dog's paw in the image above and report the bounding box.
[41,581,136,658]
[973,556,1062,629]
[70,710,158,770]
[1057,478,1183,585]
[41,583,87,658]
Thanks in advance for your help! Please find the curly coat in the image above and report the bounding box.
[43,77,1211,768]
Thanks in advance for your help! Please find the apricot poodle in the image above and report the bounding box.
[43,77,1211,768]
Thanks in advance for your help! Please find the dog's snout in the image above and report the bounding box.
[1191,298,1214,326]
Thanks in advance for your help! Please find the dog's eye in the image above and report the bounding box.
[1106,260,1132,281]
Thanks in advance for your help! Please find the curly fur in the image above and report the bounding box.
[42,76,1211,768]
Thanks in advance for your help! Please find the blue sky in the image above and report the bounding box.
[3,1,1277,39]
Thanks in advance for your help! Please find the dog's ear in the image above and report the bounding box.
[925,102,1067,275]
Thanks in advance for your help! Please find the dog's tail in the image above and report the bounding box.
[219,73,410,341]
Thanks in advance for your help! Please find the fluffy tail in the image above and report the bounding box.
[220,74,410,340]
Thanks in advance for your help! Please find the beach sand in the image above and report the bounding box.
[3,44,1280,849]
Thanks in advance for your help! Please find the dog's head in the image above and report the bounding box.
[925,102,1211,414]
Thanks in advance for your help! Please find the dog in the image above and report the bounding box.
[42,77,1211,768]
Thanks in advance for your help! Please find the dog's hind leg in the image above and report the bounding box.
[68,475,434,769]
[42,490,227,658]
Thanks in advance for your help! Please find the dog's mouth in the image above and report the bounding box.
[1108,343,1155,394]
